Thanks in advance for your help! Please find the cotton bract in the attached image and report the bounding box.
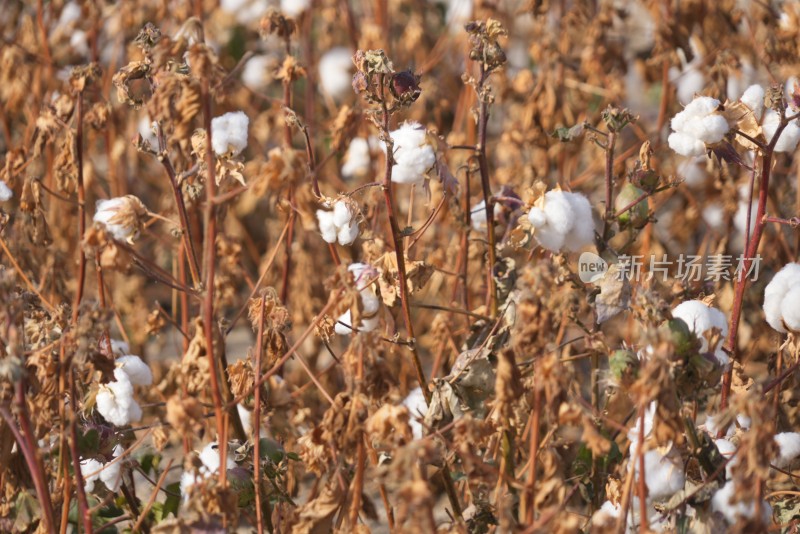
[318,47,353,100]
[668,96,729,157]
[526,190,595,252]
[383,122,435,185]
[211,111,249,156]
[316,200,359,246]
[671,300,729,366]
[763,263,800,333]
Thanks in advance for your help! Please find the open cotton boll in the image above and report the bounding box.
[80,458,103,492]
[116,355,153,386]
[763,263,800,333]
[668,96,728,157]
[780,287,800,331]
[383,122,436,185]
[627,402,657,445]
[714,438,738,476]
[99,445,124,492]
[677,156,707,188]
[669,65,705,106]
[341,137,378,179]
[210,111,249,157]
[671,300,729,366]
[591,500,620,527]
[220,0,269,24]
[471,200,488,232]
[0,181,12,201]
[199,442,237,473]
[280,0,310,17]
[711,481,772,525]
[95,368,142,427]
[318,47,353,100]
[740,84,765,120]
[93,196,148,242]
[110,339,130,357]
[631,447,685,500]
[402,387,427,440]
[762,110,800,153]
[316,200,359,246]
[733,199,757,239]
[241,54,274,91]
[774,432,800,468]
[702,203,725,231]
[527,190,595,252]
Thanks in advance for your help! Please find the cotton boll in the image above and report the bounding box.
[99,445,124,492]
[0,181,12,201]
[80,458,103,493]
[562,192,595,251]
[528,191,595,252]
[402,387,427,440]
[116,355,153,386]
[668,132,706,157]
[384,122,436,185]
[714,438,737,476]
[639,448,685,500]
[110,339,130,357]
[627,402,657,445]
[527,207,546,228]
[332,201,352,227]
[774,432,800,468]
[241,54,274,91]
[281,0,310,18]
[763,110,800,153]
[712,481,772,525]
[733,199,757,240]
[677,156,707,188]
[318,47,353,100]
[93,196,148,242]
[471,200,488,231]
[671,300,729,366]
[316,210,338,243]
[444,0,472,30]
[740,84,765,120]
[220,0,269,24]
[341,137,378,178]
[210,111,249,156]
[763,263,800,333]
[672,67,706,106]
[95,368,142,427]
[779,286,800,331]
[591,500,620,526]
[199,442,236,473]
[702,203,725,231]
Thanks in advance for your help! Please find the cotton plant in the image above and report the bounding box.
[763,263,800,333]
[241,54,275,91]
[93,195,149,243]
[381,121,436,185]
[671,299,730,366]
[318,47,353,100]
[526,189,595,252]
[316,197,360,246]
[335,263,381,335]
[80,444,125,493]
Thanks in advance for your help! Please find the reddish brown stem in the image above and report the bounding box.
[475,66,498,317]
[72,93,87,324]
[253,296,266,534]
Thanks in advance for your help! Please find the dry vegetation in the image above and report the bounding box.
[3,0,800,532]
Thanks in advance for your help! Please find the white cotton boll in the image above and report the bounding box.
[471,200,488,231]
[671,300,729,366]
[703,413,735,439]
[733,199,757,239]
[281,0,310,17]
[592,500,620,525]
[0,181,12,201]
[58,1,82,28]
[241,55,273,91]
[80,458,103,493]
[736,414,751,430]
[627,402,657,445]
[444,0,472,30]
[96,369,142,427]
[210,111,249,157]
[180,470,201,498]
[702,203,725,231]
[639,448,685,500]
[99,445,124,492]
[94,198,135,241]
[774,432,800,468]
[714,438,737,476]
[316,210,338,244]
[677,156,707,188]
[221,0,269,24]
[334,310,356,335]
[712,481,772,524]
[780,287,800,331]
[740,84,765,120]
[199,442,236,473]
[332,200,352,227]
[137,117,158,147]
[763,263,800,333]
[671,67,706,106]
[402,387,427,440]
[384,122,436,185]
[668,132,706,157]
[337,221,359,246]
[69,30,88,56]
[686,113,729,144]
[341,137,378,178]
[528,191,595,252]
[318,47,353,100]
[763,110,800,153]
[562,192,595,251]
[116,355,152,386]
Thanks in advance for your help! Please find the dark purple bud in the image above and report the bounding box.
[391,70,421,101]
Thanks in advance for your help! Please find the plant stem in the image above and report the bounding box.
[475,66,498,317]
[72,92,87,325]
[201,77,228,487]
[602,130,617,248]
[253,296,266,534]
